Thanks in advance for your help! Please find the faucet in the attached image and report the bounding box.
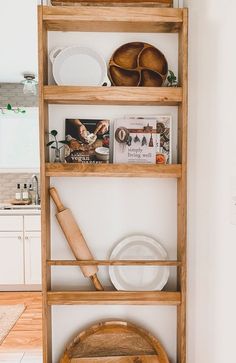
[31,174,40,205]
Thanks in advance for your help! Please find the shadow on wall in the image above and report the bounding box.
[184,1,231,363]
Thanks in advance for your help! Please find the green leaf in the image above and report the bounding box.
[20,110,26,113]
[51,146,57,149]
[46,141,55,147]
[59,140,69,145]
[7,104,12,110]
[50,129,58,136]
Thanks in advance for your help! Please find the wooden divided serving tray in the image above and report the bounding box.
[51,0,173,7]
[109,42,168,87]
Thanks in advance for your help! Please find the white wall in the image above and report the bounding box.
[185,0,236,362]
[0,0,38,82]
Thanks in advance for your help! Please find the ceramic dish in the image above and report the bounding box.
[50,46,110,86]
[109,235,169,291]
[95,147,109,161]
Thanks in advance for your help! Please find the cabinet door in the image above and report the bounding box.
[24,232,42,284]
[0,232,24,284]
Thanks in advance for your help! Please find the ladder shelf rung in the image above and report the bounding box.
[47,259,181,266]
[47,290,181,305]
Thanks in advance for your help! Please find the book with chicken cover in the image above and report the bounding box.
[113,118,157,164]
[64,118,110,163]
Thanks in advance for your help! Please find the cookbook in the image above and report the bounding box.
[64,118,110,163]
[113,118,157,164]
[125,115,172,164]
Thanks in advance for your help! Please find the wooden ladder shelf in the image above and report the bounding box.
[38,4,188,363]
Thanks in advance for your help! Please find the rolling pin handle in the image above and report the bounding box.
[50,187,65,212]
[90,274,104,291]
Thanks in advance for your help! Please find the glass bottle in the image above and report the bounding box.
[22,183,29,201]
[15,183,22,201]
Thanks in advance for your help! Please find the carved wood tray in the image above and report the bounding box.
[108,42,168,87]
[60,321,170,363]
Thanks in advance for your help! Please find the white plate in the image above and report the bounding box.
[50,46,110,86]
[109,235,170,291]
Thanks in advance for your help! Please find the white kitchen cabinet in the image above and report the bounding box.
[0,215,23,231]
[0,214,41,289]
[0,231,24,284]
[24,231,42,284]
[24,215,41,231]
[0,107,40,172]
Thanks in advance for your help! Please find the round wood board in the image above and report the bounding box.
[60,320,170,363]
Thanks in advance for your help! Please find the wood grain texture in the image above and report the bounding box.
[43,6,183,33]
[51,0,173,7]
[38,6,51,363]
[45,163,182,178]
[60,321,169,363]
[44,86,182,106]
[50,188,99,279]
[70,356,159,362]
[177,9,188,363]
[0,292,42,351]
[47,259,181,266]
[47,291,181,305]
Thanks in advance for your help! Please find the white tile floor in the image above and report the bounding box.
[0,352,42,363]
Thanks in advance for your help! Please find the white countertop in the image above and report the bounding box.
[0,204,41,215]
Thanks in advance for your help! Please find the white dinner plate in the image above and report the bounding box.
[109,235,170,291]
[50,46,110,86]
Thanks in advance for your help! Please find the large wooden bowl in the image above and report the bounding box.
[60,320,170,363]
[108,42,168,87]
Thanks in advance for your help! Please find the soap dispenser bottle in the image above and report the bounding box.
[15,183,22,201]
[22,183,29,201]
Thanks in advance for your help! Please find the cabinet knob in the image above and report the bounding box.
[25,236,28,240]
[18,236,22,240]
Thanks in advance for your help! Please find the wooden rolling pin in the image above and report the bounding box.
[50,187,103,291]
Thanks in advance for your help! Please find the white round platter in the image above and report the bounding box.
[50,46,109,86]
[109,235,170,291]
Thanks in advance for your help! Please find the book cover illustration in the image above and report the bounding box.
[113,118,157,164]
[125,115,172,164]
[155,116,172,164]
[64,118,110,163]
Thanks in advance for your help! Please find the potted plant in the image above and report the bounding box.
[46,129,68,163]
[167,70,178,87]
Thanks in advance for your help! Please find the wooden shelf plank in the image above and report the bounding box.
[43,6,183,33]
[70,355,158,363]
[45,163,182,178]
[47,259,181,266]
[51,0,173,8]
[47,291,181,305]
[44,86,182,105]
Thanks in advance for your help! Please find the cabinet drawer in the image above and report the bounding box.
[24,215,41,231]
[0,216,23,231]
[0,231,24,284]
